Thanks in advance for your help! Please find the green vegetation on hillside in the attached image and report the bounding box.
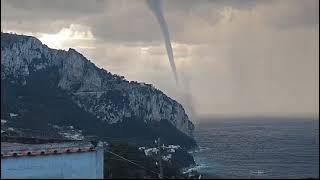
[104,142,195,179]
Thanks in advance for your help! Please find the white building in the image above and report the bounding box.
[1,140,104,179]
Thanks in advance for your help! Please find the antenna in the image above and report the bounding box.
[157,137,164,179]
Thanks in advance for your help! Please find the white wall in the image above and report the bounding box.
[1,148,104,179]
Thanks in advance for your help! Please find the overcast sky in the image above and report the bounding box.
[1,0,319,120]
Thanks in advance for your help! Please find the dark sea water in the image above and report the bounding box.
[191,117,319,179]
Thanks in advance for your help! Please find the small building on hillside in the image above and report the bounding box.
[1,138,104,179]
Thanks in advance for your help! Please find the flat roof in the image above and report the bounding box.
[1,141,97,158]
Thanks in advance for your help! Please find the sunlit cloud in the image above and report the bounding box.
[38,24,95,50]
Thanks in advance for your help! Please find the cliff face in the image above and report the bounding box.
[1,33,196,148]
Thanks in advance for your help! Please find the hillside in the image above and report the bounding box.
[1,32,197,149]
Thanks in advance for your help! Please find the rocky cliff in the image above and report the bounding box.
[1,32,196,149]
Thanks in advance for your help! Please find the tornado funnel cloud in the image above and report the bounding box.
[147,0,179,84]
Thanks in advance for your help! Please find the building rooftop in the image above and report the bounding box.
[1,138,97,158]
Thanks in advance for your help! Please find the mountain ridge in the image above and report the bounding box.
[1,32,196,149]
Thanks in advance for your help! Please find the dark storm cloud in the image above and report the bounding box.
[3,0,107,16]
[1,0,108,33]
[1,0,267,44]
[3,0,317,44]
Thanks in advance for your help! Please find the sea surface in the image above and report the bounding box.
[190,117,319,179]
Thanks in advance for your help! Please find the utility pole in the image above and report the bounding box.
[157,137,164,179]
